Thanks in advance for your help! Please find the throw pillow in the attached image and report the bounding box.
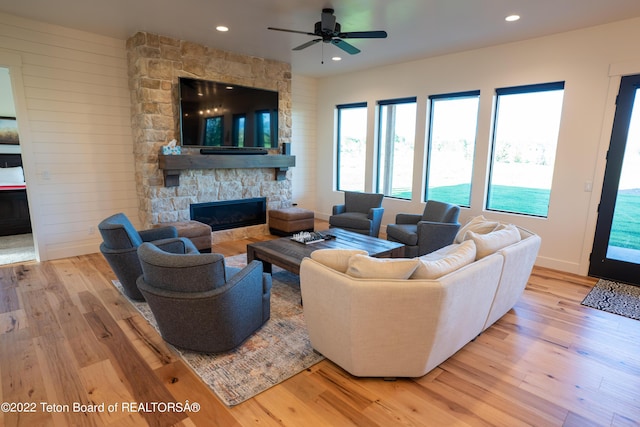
[468,224,521,259]
[454,215,501,243]
[411,240,477,279]
[310,249,368,273]
[345,254,420,279]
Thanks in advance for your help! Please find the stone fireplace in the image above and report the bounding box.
[126,32,293,239]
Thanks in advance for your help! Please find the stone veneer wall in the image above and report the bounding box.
[126,31,293,236]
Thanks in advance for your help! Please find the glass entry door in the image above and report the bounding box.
[589,74,640,285]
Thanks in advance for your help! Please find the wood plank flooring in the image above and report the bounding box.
[0,226,639,426]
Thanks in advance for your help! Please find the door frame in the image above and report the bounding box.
[588,73,640,284]
[0,50,42,262]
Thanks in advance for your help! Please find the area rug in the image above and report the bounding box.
[0,233,36,265]
[581,279,640,321]
[112,254,323,406]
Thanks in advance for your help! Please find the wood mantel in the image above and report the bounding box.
[158,154,296,187]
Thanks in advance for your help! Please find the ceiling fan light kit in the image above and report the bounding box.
[268,8,387,56]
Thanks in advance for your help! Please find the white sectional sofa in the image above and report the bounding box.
[299,217,541,378]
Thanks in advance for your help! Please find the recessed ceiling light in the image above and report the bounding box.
[332,56,342,61]
[505,14,520,22]
[216,26,229,32]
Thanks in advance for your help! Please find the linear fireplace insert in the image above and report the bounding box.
[190,198,267,231]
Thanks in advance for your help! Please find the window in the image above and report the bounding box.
[426,91,480,207]
[256,110,276,148]
[377,97,417,199]
[203,116,223,146]
[487,82,564,217]
[337,102,367,192]
[232,114,246,146]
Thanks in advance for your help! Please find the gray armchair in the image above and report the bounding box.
[136,242,272,353]
[329,191,385,237]
[386,200,461,257]
[99,212,186,301]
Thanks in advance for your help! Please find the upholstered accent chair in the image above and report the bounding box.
[136,242,272,353]
[329,191,385,237]
[98,212,186,301]
[386,200,461,257]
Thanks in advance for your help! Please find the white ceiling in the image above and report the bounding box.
[2,0,640,78]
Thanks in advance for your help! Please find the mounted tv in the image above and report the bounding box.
[178,77,278,149]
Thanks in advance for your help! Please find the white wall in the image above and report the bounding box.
[314,17,640,275]
[0,13,138,260]
[290,75,318,210]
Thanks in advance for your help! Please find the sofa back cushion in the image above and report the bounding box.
[454,215,501,243]
[411,240,476,279]
[99,213,142,249]
[310,249,368,273]
[346,255,419,279]
[344,191,384,213]
[422,200,460,223]
[138,242,227,292]
[468,224,521,259]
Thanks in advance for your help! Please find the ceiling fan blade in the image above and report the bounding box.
[338,30,388,39]
[332,39,361,55]
[268,27,316,36]
[293,39,321,51]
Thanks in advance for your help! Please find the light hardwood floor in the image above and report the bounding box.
[0,224,639,426]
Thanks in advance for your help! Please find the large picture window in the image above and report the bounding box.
[377,97,417,199]
[337,102,368,192]
[426,91,479,206]
[487,82,565,217]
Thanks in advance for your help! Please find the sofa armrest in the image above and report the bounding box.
[139,226,178,241]
[395,213,422,224]
[369,207,385,237]
[153,237,199,254]
[368,206,384,220]
[333,204,346,215]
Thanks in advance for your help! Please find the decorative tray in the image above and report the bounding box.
[291,231,334,245]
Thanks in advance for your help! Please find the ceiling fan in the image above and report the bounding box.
[268,8,387,55]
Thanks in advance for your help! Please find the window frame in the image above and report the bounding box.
[336,102,368,192]
[376,96,418,200]
[487,81,565,217]
[425,90,481,206]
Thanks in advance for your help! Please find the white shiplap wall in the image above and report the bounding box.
[290,75,318,211]
[0,13,138,260]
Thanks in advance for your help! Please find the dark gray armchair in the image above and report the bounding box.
[99,212,186,301]
[329,191,385,237]
[386,200,461,257]
[136,242,272,353]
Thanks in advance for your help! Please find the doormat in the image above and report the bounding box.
[112,255,323,406]
[581,279,640,320]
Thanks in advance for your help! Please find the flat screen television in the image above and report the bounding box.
[178,77,278,149]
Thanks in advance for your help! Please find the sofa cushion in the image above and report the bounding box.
[385,223,418,245]
[310,249,368,273]
[454,215,500,243]
[346,255,420,279]
[411,240,477,279]
[468,224,521,259]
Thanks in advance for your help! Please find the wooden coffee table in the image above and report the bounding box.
[246,228,405,275]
